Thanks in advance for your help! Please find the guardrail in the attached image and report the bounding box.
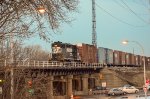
[0,60,104,69]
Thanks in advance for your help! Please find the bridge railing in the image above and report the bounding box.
[0,60,104,68]
[17,61,63,67]
[0,60,105,68]
[17,61,104,68]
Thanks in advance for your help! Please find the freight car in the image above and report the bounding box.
[77,43,97,63]
[97,47,113,65]
[146,57,150,66]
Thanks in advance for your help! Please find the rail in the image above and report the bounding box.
[0,60,104,69]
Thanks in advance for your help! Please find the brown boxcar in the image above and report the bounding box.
[77,43,97,63]
[125,52,132,65]
[135,56,149,67]
[147,57,150,66]
[131,54,135,65]
[142,56,147,66]
[138,55,143,66]
[145,57,148,67]
[120,51,126,65]
[135,55,140,66]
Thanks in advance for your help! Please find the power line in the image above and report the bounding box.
[95,0,150,27]
[120,0,149,24]
[132,0,149,8]
[113,0,150,16]
[113,0,127,9]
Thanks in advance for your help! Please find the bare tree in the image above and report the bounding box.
[21,45,50,61]
[0,40,49,65]
[0,0,79,62]
[0,0,79,41]
[1,1,79,98]
[0,39,23,64]
[1,68,51,99]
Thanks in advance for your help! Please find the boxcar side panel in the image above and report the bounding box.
[106,48,113,65]
[147,57,150,66]
[120,51,126,65]
[113,50,121,65]
[77,43,97,63]
[125,53,132,65]
[98,47,107,64]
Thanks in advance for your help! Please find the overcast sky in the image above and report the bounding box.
[24,0,150,56]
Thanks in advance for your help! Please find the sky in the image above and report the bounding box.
[24,0,150,57]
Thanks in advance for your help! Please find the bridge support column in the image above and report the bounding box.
[67,75,73,99]
[77,78,82,91]
[82,74,89,95]
[95,73,101,86]
[72,77,82,91]
[47,76,54,99]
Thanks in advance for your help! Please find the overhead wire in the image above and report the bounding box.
[120,0,149,24]
[113,0,150,16]
[95,0,150,27]
[132,0,149,8]
[113,0,127,9]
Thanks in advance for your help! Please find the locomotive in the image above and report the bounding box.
[51,41,81,62]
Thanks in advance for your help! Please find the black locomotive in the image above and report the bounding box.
[51,41,80,62]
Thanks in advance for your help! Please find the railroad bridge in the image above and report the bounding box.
[0,61,149,99]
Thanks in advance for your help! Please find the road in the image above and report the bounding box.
[74,90,150,99]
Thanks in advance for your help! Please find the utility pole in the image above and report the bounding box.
[92,0,97,47]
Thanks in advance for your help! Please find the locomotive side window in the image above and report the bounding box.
[66,48,72,52]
